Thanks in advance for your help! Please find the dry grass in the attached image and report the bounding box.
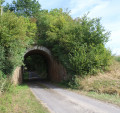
[67,60,120,106]
[78,60,120,96]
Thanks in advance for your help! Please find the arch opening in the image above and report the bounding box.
[23,49,52,81]
[12,46,67,85]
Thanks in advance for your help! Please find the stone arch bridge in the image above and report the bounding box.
[12,46,67,85]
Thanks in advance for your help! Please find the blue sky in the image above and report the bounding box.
[4,0,120,55]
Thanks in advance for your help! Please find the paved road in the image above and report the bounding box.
[29,81,120,113]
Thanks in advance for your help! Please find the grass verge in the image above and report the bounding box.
[0,84,49,113]
[85,91,120,106]
[74,60,120,106]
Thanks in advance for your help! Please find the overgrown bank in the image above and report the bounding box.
[0,84,49,113]
[1,0,112,84]
[64,59,120,106]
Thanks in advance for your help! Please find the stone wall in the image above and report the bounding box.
[12,67,22,85]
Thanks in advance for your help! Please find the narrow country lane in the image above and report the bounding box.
[28,81,120,113]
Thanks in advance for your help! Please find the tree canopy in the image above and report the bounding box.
[1,2,112,82]
[0,11,37,74]
[4,0,41,17]
[0,0,4,5]
[36,9,112,76]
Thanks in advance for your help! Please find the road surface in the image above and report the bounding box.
[28,81,120,113]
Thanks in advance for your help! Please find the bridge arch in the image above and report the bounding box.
[12,46,67,84]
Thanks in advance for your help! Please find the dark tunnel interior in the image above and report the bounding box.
[23,49,52,82]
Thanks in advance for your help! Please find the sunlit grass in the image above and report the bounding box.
[0,84,49,113]
[86,91,120,106]
[114,56,120,62]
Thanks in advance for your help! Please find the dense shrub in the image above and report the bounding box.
[36,9,112,78]
[0,46,5,72]
[69,44,112,75]
[0,11,36,75]
[0,7,112,84]
[0,71,12,94]
[114,56,120,62]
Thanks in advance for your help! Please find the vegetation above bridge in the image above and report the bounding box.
[0,0,112,85]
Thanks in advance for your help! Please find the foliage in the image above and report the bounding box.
[24,55,47,78]
[0,0,4,5]
[114,56,120,62]
[3,0,41,17]
[36,9,112,78]
[23,71,29,80]
[0,71,12,94]
[0,46,5,71]
[0,0,4,15]
[69,44,112,75]
[0,11,36,75]
[1,1,112,84]
[67,75,81,89]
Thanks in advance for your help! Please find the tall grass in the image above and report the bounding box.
[0,84,49,113]
[74,60,120,96]
[114,56,120,62]
[0,71,12,95]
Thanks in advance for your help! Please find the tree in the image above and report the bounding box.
[0,11,37,74]
[3,0,41,17]
[0,0,4,15]
[36,9,112,76]
[0,0,4,5]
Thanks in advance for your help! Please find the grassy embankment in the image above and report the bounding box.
[72,56,120,106]
[0,83,49,113]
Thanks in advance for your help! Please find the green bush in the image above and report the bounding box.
[114,56,120,62]
[68,75,81,89]
[0,8,112,86]
[0,46,5,72]
[69,44,112,76]
[0,71,12,94]
[0,11,36,75]
[36,9,112,78]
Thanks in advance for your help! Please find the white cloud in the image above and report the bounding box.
[70,0,97,17]
[112,48,120,56]
[38,0,68,10]
[69,0,109,18]
[68,0,120,55]
[88,1,109,18]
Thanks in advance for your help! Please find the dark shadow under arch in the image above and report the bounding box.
[24,49,52,80]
